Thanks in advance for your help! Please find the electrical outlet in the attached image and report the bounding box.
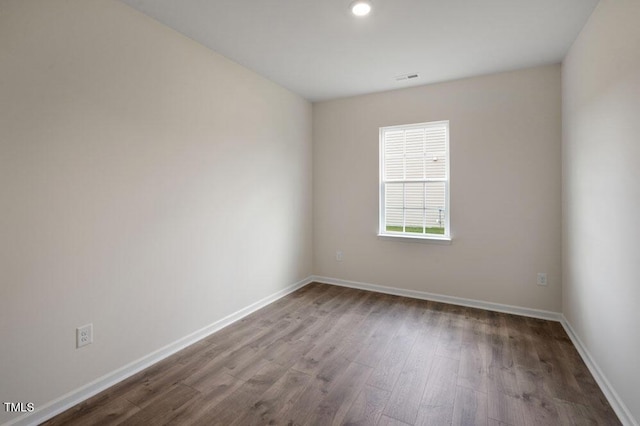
[76,324,93,348]
[537,273,548,286]
[336,250,344,262]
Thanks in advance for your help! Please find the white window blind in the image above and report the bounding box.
[379,121,450,239]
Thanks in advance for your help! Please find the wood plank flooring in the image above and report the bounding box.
[44,283,621,425]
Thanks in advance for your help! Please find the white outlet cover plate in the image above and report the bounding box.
[76,324,93,348]
[537,273,548,286]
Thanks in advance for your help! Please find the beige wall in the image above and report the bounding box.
[313,65,562,312]
[0,0,312,423]
[562,0,640,423]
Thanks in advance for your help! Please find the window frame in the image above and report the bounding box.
[378,120,451,241]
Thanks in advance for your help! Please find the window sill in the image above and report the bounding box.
[377,233,452,245]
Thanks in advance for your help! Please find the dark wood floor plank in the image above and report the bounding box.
[529,320,586,406]
[120,383,199,426]
[384,353,455,424]
[427,355,460,389]
[280,358,354,425]
[463,306,491,324]
[121,353,211,407]
[415,384,456,426]
[343,385,390,426]
[366,300,423,391]
[261,292,354,368]
[366,330,415,391]
[554,398,601,426]
[164,374,246,425]
[487,313,520,398]
[435,304,465,360]
[378,414,412,426]
[488,389,525,426]
[290,291,378,375]
[229,368,311,426]
[254,283,326,322]
[514,366,561,426]
[43,396,140,426]
[552,328,621,425]
[458,318,490,393]
[45,283,621,426]
[505,314,539,371]
[192,292,334,385]
[189,361,288,426]
[351,297,412,368]
[277,377,330,425]
[305,361,373,426]
[452,385,488,426]
[262,335,316,369]
[208,284,338,349]
[339,296,407,365]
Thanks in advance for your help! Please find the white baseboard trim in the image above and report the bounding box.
[560,316,638,426]
[310,275,562,321]
[5,276,314,426]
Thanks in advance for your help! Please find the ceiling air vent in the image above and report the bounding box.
[395,73,419,81]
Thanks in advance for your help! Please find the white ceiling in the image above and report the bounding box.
[119,0,599,102]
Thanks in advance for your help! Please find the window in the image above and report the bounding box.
[379,121,450,240]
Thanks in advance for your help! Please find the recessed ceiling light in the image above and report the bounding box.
[350,1,372,17]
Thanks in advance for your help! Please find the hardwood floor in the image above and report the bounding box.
[44,283,621,425]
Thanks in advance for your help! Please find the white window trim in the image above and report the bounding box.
[378,120,451,242]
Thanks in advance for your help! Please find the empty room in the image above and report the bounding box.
[1,0,638,425]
